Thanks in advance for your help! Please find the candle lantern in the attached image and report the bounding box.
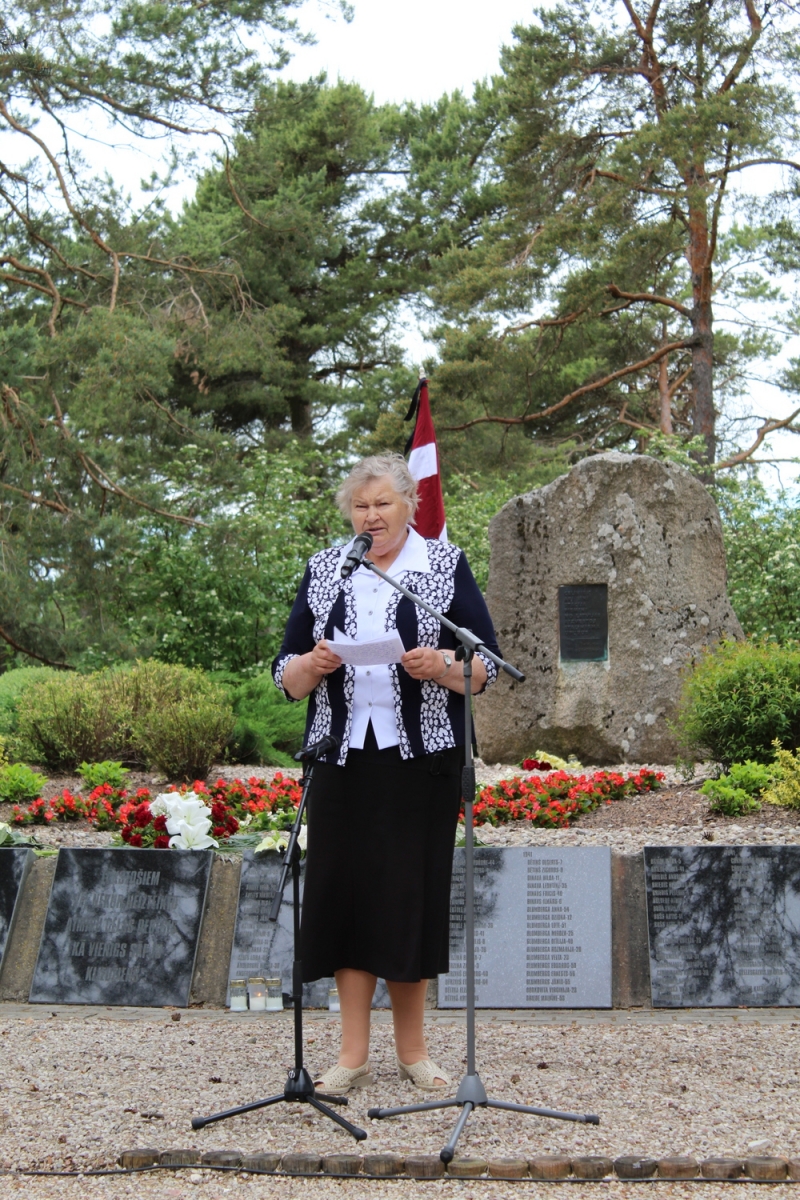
[247,976,267,1011]
[229,978,248,1011]
[328,987,340,1013]
[266,978,283,1011]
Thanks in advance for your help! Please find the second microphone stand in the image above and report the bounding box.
[191,737,367,1142]
[360,555,600,1162]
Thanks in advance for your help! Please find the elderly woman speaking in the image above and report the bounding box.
[272,453,500,1094]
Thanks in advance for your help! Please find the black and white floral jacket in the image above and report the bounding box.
[272,533,501,766]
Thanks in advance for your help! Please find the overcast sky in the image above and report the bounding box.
[282,0,539,102]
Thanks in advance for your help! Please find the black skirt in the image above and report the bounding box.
[299,734,464,983]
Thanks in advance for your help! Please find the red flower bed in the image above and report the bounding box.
[13,784,126,827]
[466,768,664,828]
[11,774,303,843]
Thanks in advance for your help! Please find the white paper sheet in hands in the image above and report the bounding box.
[330,628,405,666]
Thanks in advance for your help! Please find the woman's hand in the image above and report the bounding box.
[401,647,450,681]
[309,639,343,677]
[282,640,342,700]
[401,646,487,695]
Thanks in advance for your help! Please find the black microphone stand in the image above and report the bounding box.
[360,555,600,1163]
[191,737,367,1142]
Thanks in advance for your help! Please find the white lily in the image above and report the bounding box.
[149,793,173,817]
[169,819,218,851]
[0,822,13,846]
[165,796,213,836]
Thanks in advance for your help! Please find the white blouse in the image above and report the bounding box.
[337,528,430,749]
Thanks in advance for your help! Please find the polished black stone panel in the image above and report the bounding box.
[229,851,389,1008]
[559,585,608,661]
[30,848,212,1006]
[645,845,800,1007]
[0,848,33,967]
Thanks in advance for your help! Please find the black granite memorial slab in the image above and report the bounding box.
[558,585,608,661]
[229,851,389,1008]
[439,846,612,1008]
[0,847,33,967]
[645,845,800,1007]
[29,848,212,1006]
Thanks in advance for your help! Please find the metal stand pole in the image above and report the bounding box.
[359,564,600,1162]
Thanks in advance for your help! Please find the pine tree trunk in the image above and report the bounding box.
[687,192,716,465]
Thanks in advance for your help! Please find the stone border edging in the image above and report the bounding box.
[117,1149,800,1181]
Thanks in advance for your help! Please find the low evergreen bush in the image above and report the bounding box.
[214,673,307,766]
[676,640,800,765]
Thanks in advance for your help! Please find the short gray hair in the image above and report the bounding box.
[336,453,419,519]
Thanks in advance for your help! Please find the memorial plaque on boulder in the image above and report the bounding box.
[0,848,33,967]
[30,848,212,1006]
[559,585,608,661]
[439,847,611,1008]
[229,851,389,1008]
[645,846,800,1007]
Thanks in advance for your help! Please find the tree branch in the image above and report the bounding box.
[714,408,800,470]
[606,284,691,317]
[0,624,74,669]
[441,339,694,432]
[48,387,209,527]
[0,98,121,310]
[0,481,71,514]
[708,157,800,178]
[718,0,763,93]
[585,168,681,198]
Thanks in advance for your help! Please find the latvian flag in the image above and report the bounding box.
[404,372,447,542]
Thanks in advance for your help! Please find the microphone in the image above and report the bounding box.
[294,734,340,762]
[340,532,373,579]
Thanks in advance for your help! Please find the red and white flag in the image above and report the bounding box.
[404,372,447,541]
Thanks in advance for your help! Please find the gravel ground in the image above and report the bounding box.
[0,1007,799,1199]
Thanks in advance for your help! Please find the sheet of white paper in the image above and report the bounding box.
[330,628,405,666]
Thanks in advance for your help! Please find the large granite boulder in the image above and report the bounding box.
[474,452,743,765]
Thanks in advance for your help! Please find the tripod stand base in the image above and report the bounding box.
[192,1067,367,1141]
[368,1072,599,1163]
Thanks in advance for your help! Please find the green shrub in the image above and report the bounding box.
[77,761,130,789]
[214,673,308,767]
[0,763,47,803]
[700,761,770,816]
[762,743,800,808]
[0,668,59,736]
[16,673,124,770]
[16,660,234,777]
[0,667,60,759]
[134,693,234,780]
[676,639,800,766]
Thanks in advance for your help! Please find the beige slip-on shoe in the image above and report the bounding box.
[397,1057,451,1091]
[314,1062,373,1093]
